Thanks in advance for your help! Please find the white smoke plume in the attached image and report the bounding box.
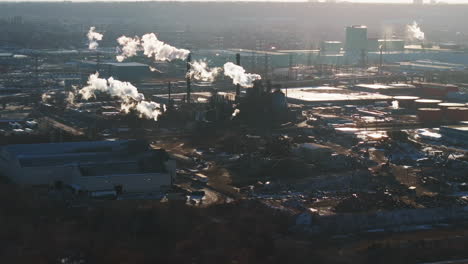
[149,66,163,73]
[231,109,240,118]
[188,60,222,82]
[79,73,163,121]
[141,33,190,61]
[223,62,262,88]
[79,72,143,102]
[87,26,103,50]
[66,85,77,106]
[121,101,165,121]
[116,33,189,62]
[41,93,52,103]
[116,36,141,62]
[407,21,425,41]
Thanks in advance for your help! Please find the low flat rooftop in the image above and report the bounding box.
[282,87,391,104]
[442,126,468,132]
[354,83,416,90]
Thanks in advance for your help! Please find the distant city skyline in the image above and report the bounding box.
[1,0,468,3]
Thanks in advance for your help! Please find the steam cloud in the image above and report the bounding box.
[41,93,51,103]
[141,33,190,61]
[79,73,164,121]
[231,109,240,118]
[188,60,222,82]
[66,85,77,106]
[116,33,189,62]
[407,21,425,41]
[116,36,141,62]
[223,62,262,88]
[87,27,103,50]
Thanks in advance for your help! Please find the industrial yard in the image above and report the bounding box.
[1,1,468,263]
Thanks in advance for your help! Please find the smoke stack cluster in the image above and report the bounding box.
[79,72,164,121]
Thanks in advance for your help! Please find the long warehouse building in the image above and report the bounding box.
[0,140,175,193]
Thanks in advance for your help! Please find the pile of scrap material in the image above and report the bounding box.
[334,192,413,213]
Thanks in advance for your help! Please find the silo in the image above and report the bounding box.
[393,96,420,109]
[438,103,466,119]
[415,99,442,108]
[445,107,468,121]
[417,108,443,123]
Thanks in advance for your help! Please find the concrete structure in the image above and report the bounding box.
[399,60,466,72]
[282,87,390,105]
[353,83,416,95]
[345,25,368,53]
[0,140,175,193]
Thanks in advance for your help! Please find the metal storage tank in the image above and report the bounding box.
[415,99,442,108]
[438,103,466,109]
[438,103,465,119]
[393,96,420,109]
[445,107,468,121]
[417,108,443,123]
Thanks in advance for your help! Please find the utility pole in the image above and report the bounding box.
[360,49,367,68]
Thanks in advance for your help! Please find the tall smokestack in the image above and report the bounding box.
[168,81,172,102]
[96,51,100,72]
[235,53,241,97]
[186,53,191,103]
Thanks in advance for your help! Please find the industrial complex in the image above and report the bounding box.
[1,1,468,263]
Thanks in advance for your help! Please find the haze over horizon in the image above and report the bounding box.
[1,0,468,4]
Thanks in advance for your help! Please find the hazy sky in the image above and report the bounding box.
[1,0,468,3]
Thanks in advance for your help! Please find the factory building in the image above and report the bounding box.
[320,41,343,54]
[368,39,405,52]
[0,140,175,193]
[79,61,151,81]
[345,25,368,53]
[352,83,417,96]
[415,82,459,97]
[399,60,466,72]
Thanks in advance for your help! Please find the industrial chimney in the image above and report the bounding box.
[186,53,191,103]
[235,53,241,97]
